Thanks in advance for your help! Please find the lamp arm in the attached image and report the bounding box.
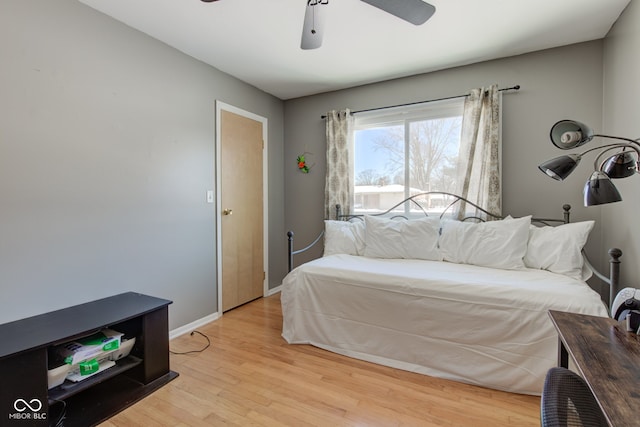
[578,142,637,158]
[593,134,640,145]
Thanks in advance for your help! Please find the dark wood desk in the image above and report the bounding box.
[549,310,640,427]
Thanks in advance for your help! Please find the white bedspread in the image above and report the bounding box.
[281,254,609,395]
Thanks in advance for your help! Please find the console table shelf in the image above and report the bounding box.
[0,292,178,426]
[49,355,143,402]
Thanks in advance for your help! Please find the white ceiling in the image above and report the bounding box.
[78,0,630,100]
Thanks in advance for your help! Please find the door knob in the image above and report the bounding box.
[223,209,233,216]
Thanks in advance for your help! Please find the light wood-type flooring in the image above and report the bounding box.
[100,293,540,426]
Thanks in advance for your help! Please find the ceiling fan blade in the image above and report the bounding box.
[301,1,327,50]
[360,0,435,25]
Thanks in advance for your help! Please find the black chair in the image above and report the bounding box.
[540,367,608,427]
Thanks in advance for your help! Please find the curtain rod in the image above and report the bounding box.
[320,85,520,119]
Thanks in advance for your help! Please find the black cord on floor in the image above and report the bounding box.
[49,399,66,427]
[170,330,210,355]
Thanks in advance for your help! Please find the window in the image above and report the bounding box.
[353,98,464,216]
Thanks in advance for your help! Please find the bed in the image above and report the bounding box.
[281,193,619,395]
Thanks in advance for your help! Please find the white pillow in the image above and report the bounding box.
[363,216,443,261]
[439,216,532,270]
[323,220,366,256]
[524,221,594,280]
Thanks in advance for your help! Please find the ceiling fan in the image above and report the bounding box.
[200,0,435,50]
[301,0,436,50]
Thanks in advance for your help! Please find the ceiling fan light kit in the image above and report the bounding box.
[301,0,436,50]
[301,0,328,50]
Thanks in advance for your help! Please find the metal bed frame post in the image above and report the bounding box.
[287,231,294,273]
[608,248,622,312]
[562,204,571,224]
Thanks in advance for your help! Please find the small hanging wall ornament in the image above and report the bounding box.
[296,152,315,173]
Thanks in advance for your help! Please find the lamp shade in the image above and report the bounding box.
[583,171,622,206]
[538,154,581,180]
[601,151,637,179]
[550,120,594,150]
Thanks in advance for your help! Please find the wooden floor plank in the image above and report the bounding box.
[100,293,540,426]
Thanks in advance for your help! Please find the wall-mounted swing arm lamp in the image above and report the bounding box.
[538,119,640,206]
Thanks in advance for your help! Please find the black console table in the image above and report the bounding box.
[0,292,178,426]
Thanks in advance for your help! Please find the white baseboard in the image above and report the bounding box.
[169,312,219,340]
[266,285,282,296]
[168,287,282,340]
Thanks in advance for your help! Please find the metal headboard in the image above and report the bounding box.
[336,191,503,222]
[288,192,541,271]
[287,192,496,271]
[285,192,622,312]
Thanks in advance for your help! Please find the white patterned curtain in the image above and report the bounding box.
[456,85,502,219]
[324,109,354,219]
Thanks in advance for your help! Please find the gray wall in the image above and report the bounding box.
[0,0,285,329]
[284,41,607,286]
[2,0,632,329]
[602,0,640,296]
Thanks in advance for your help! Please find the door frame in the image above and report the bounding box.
[215,101,269,315]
